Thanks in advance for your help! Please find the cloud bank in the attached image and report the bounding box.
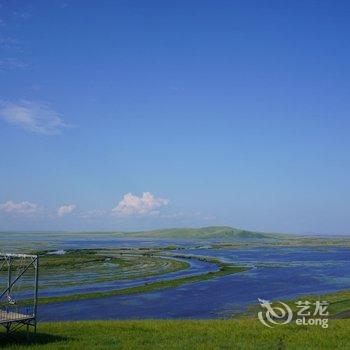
[113,192,169,216]
[0,200,38,214]
[0,100,68,135]
[57,204,76,217]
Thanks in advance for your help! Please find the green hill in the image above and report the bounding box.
[120,226,284,240]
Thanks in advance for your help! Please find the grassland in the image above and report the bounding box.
[1,319,349,349]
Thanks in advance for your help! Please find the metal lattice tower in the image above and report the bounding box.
[0,253,39,336]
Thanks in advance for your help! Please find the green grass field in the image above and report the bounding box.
[1,319,350,349]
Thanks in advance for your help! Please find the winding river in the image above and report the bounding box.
[38,244,350,321]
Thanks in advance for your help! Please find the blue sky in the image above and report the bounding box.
[0,1,350,234]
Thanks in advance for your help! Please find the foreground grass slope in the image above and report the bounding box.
[1,319,349,349]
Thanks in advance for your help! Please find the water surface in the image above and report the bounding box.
[39,245,350,321]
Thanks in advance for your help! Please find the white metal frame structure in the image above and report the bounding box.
[0,253,39,336]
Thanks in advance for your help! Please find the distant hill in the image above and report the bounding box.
[120,226,286,240]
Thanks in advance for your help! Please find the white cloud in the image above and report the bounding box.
[57,204,76,217]
[0,100,69,135]
[112,192,169,216]
[0,200,38,214]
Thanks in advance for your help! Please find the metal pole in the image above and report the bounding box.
[7,256,11,303]
[33,256,39,333]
